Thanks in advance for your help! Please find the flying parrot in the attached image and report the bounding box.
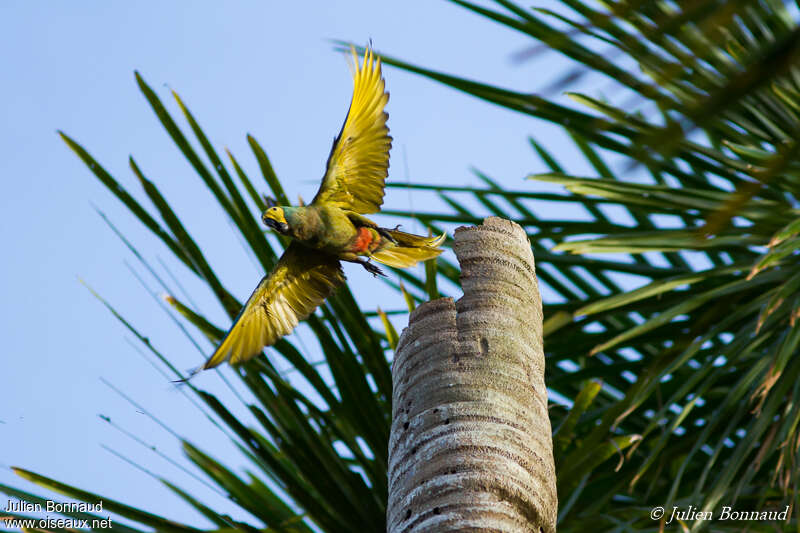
[198,46,445,373]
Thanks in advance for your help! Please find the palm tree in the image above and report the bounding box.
[3,0,800,531]
[388,217,556,533]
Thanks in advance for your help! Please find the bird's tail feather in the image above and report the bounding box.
[371,230,446,268]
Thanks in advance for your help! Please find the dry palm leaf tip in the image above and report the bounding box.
[187,45,445,378]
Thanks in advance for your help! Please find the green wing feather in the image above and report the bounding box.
[312,46,392,214]
[202,243,345,369]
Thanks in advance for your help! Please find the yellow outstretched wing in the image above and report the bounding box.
[312,46,392,214]
[202,243,345,370]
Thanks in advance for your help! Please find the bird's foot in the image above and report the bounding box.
[378,227,398,244]
[360,259,385,277]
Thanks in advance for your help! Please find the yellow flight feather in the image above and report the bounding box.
[371,231,446,268]
[202,243,344,369]
[312,46,392,214]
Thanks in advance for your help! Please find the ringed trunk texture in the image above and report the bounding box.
[387,217,556,533]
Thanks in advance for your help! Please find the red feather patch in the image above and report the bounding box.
[352,227,375,253]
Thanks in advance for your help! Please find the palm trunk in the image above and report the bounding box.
[387,217,557,532]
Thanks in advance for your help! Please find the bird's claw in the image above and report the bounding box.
[360,259,385,277]
[378,227,398,244]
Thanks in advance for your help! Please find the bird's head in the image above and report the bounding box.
[262,206,290,234]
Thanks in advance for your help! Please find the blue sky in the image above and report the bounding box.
[0,1,585,528]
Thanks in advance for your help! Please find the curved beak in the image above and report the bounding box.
[262,216,289,234]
